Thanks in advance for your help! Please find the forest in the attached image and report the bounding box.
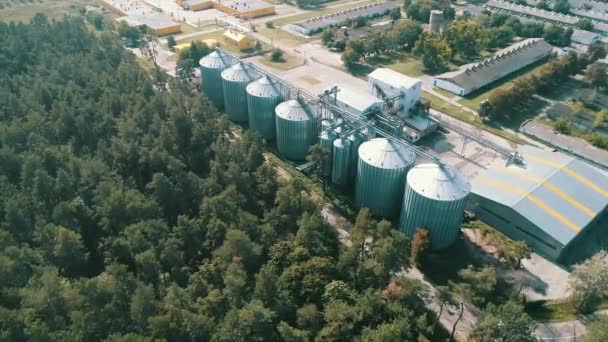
[0,15,439,341]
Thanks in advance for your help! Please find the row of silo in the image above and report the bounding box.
[201,52,471,250]
[200,51,317,157]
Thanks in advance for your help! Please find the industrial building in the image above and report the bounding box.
[368,68,423,114]
[470,145,608,265]
[115,13,181,36]
[223,30,254,50]
[486,0,608,34]
[287,2,397,35]
[198,48,478,253]
[433,38,553,96]
[177,0,275,18]
[321,84,383,116]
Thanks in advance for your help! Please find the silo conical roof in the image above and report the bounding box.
[358,138,415,169]
[199,50,230,69]
[275,99,314,121]
[221,62,256,82]
[246,76,282,98]
[407,163,470,201]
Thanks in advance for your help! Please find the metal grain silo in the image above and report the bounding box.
[332,137,351,185]
[199,50,231,108]
[355,138,415,218]
[275,99,317,160]
[221,62,256,123]
[247,76,282,140]
[399,163,470,250]
[347,129,368,179]
[319,129,337,177]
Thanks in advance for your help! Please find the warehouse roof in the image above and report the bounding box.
[323,84,383,113]
[184,0,273,11]
[368,68,422,89]
[117,13,179,30]
[486,0,579,25]
[435,38,553,94]
[571,29,601,45]
[292,2,396,32]
[472,145,608,246]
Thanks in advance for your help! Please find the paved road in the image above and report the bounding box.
[521,119,608,170]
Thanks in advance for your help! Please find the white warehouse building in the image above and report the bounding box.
[321,84,383,116]
[368,68,423,114]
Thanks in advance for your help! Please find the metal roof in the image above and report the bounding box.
[358,138,416,170]
[408,163,470,201]
[435,39,553,94]
[221,62,256,82]
[368,68,422,89]
[472,145,608,246]
[292,2,396,32]
[199,50,230,69]
[275,99,315,121]
[246,76,281,97]
[324,84,382,113]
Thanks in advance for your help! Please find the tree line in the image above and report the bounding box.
[0,14,447,341]
[481,43,607,119]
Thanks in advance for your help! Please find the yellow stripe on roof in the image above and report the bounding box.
[526,155,608,198]
[477,177,581,233]
[498,168,596,218]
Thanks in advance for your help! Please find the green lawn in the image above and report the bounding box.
[256,26,307,48]
[175,30,270,55]
[526,299,608,322]
[0,0,90,22]
[258,52,305,70]
[422,91,526,144]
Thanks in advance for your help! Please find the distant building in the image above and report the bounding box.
[470,145,608,266]
[486,0,608,34]
[571,29,601,45]
[433,38,554,96]
[115,13,181,36]
[429,10,444,34]
[177,0,275,19]
[321,84,383,116]
[367,68,423,114]
[223,30,254,50]
[287,2,397,36]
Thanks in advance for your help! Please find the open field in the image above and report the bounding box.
[175,29,270,55]
[257,52,305,70]
[256,25,307,48]
[0,0,91,22]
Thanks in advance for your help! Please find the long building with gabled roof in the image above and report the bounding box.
[432,38,554,96]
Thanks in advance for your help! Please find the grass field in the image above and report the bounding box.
[175,30,270,55]
[258,52,305,70]
[256,26,307,48]
[0,0,91,22]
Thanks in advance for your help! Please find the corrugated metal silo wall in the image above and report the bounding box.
[276,116,312,160]
[348,132,366,180]
[332,139,351,185]
[355,162,411,219]
[201,66,225,108]
[222,79,250,123]
[399,187,468,250]
[319,131,336,177]
[248,93,282,140]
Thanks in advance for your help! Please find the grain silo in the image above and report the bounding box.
[399,163,470,250]
[247,76,282,140]
[319,129,338,177]
[275,99,317,160]
[429,10,444,34]
[355,138,415,218]
[347,130,367,179]
[332,137,351,185]
[221,62,256,123]
[200,50,231,108]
